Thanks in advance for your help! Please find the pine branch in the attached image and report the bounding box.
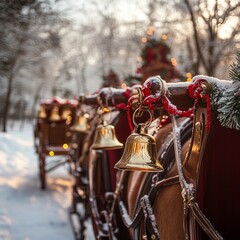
[229,52,240,82]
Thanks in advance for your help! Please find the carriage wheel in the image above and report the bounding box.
[39,153,46,189]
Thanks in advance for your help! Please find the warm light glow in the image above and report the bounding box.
[121,83,127,88]
[162,34,168,40]
[62,144,69,149]
[147,26,154,36]
[102,107,110,113]
[49,151,54,156]
[186,72,192,82]
[137,56,142,62]
[66,116,72,125]
[171,58,177,66]
[186,72,192,78]
[142,37,147,43]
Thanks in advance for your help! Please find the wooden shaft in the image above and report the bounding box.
[79,88,129,106]
[162,82,194,109]
[80,83,194,109]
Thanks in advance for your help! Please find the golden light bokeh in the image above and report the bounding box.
[49,151,54,156]
[62,143,69,149]
[186,72,192,82]
[141,37,147,43]
[162,34,168,40]
[171,58,177,66]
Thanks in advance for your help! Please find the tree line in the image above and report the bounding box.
[0,0,239,132]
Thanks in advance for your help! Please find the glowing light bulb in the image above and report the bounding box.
[171,58,177,66]
[186,72,192,82]
[49,151,54,156]
[162,34,168,40]
[62,144,69,149]
[121,83,127,89]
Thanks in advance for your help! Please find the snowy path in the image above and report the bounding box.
[0,121,93,240]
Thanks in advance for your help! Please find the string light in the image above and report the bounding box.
[62,143,69,149]
[171,58,177,66]
[121,83,127,89]
[49,151,54,156]
[142,37,147,43]
[186,72,192,82]
[162,34,168,40]
[147,26,155,36]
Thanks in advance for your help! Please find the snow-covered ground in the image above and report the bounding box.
[0,121,94,240]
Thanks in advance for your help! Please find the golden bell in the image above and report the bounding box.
[49,106,61,121]
[90,120,123,150]
[38,106,47,119]
[70,113,90,133]
[61,108,72,120]
[114,123,164,172]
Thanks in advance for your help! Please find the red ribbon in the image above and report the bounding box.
[188,79,211,131]
[161,96,194,117]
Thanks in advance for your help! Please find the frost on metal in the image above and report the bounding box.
[141,195,160,239]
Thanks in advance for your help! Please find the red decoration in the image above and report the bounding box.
[161,96,194,117]
[140,76,212,131]
[188,79,211,131]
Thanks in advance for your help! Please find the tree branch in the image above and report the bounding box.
[183,0,208,71]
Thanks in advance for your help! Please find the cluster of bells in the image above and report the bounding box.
[70,109,164,172]
[39,104,164,172]
[38,105,72,122]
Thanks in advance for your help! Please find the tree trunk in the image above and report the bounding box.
[183,0,208,72]
[2,70,14,132]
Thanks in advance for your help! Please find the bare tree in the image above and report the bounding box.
[182,0,240,75]
[0,0,63,132]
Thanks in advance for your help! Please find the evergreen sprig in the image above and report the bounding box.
[217,52,240,129]
[229,51,240,82]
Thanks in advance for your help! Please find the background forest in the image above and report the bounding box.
[0,0,239,132]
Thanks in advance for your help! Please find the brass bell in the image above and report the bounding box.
[49,106,61,121]
[114,123,164,172]
[70,113,90,133]
[90,120,123,150]
[38,105,47,119]
[61,108,72,120]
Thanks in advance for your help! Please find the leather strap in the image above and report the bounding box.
[171,115,223,240]
[116,118,192,239]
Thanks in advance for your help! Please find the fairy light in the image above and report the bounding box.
[186,72,192,82]
[62,143,69,149]
[49,151,54,156]
[147,26,155,36]
[162,34,168,40]
[142,37,148,43]
[171,58,177,66]
[121,83,127,89]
